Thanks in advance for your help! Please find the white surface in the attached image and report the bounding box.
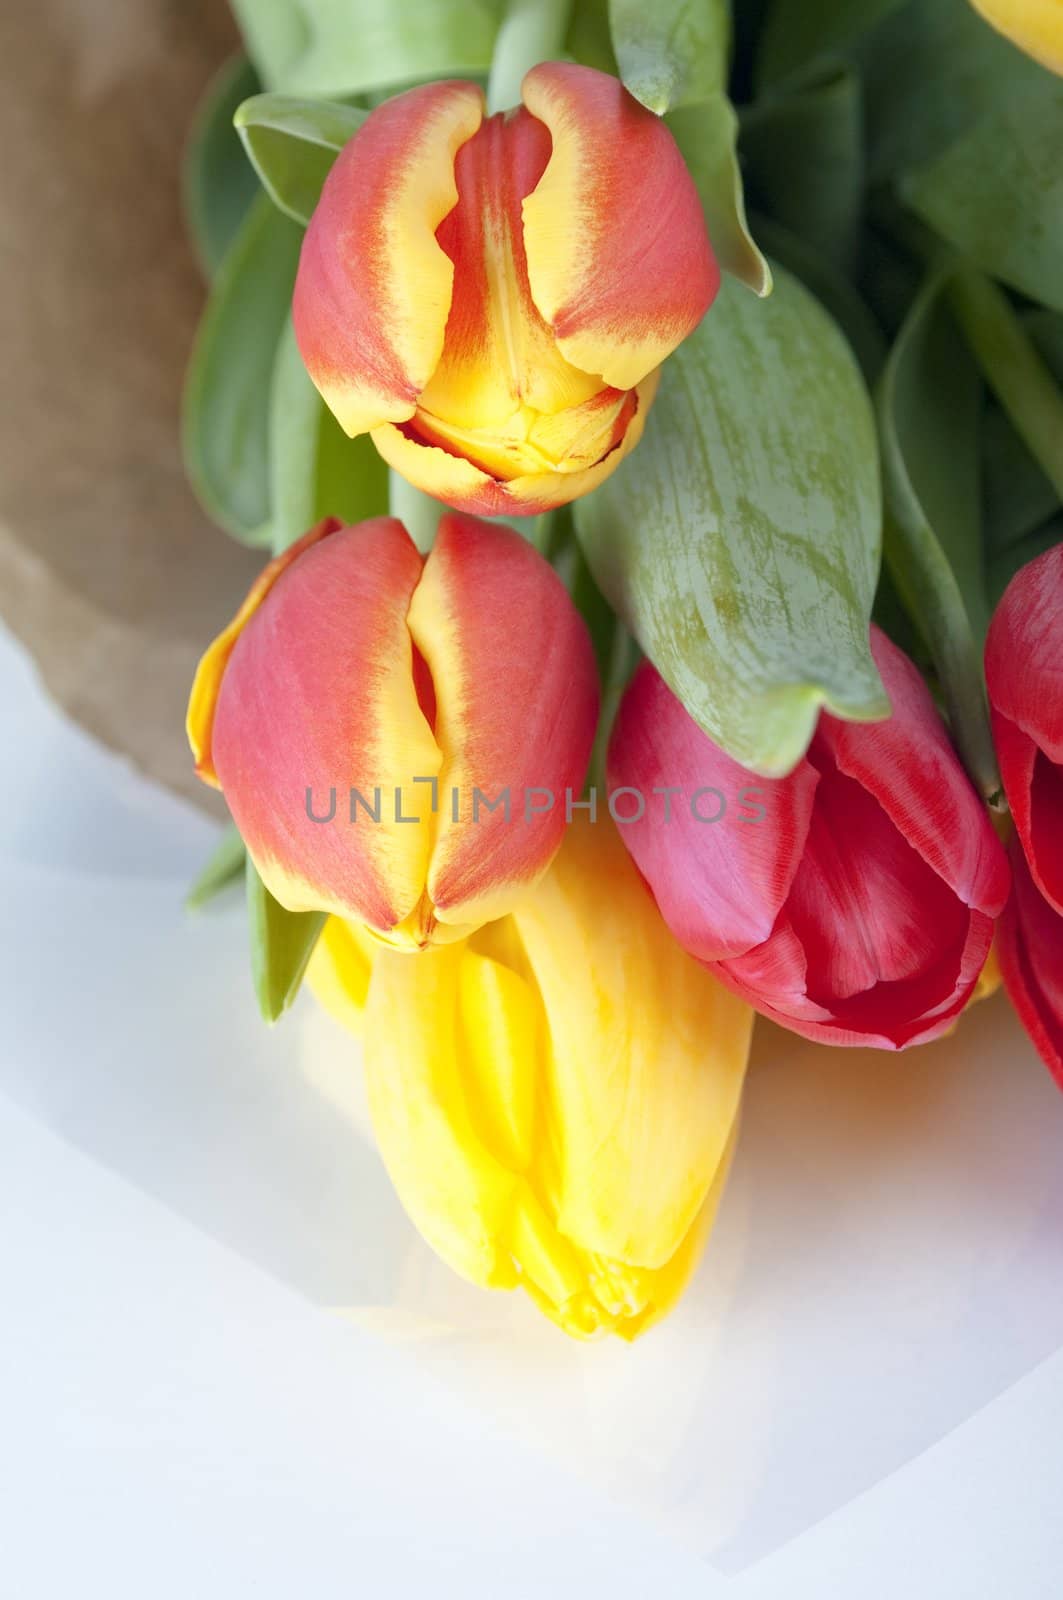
[3,622,1063,1597]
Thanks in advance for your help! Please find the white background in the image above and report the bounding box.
[3,621,1062,1598]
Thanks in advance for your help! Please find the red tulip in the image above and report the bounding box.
[607,627,1010,1049]
[997,842,1063,1088]
[292,65,717,516]
[984,542,1063,917]
[187,513,598,949]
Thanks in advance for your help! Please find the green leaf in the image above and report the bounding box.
[668,95,772,297]
[487,0,573,111]
[574,266,887,777]
[229,0,504,96]
[1027,309,1063,379]
[609,0,729,112]
[981,311,1063,554]
[234,93,367,226]
[750,216,886,385]
[183,54,262,279]
[986,515,1063,611]
[857,222,924,341]
[565,0,617,72]
[903,73,1063,316]
[182,194,303,544]
[185,823,247,911]
[740,61,862,274]
[246,859,326,1023]
[982,408,1058,555]
[756,0,903,90]
[876,270,999,799]
[270,317,389,553]
[855,0,1046,182]
[946,270,1063,503]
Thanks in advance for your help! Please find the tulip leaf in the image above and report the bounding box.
[858,223,923,343]
[740,61,862,274]
[982,408,1059,556]
[185,823,247,912]
[855,0,1046,183]
[947,270,1063,505]
[986,515,1063,612]
[876,270,1000,800]
[1027,309,1063,379]
[229,0,504,96]
[183,194,303,544]
[668,95,772,297]
[270,317,389,553]
[183,54,262,279]
[982,310,1063,554]
[234,93,367,226]
[756,0,903,89]
[902,73,1063,316]
[609,0,729,113]
[565,0,617,73]
[246,860,326,1024]
[750,216,886,384]
[574,266,888,778]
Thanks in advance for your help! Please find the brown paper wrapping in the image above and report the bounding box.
[0,0,262,810]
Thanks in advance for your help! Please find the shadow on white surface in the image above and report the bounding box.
[5,624,1063,1571]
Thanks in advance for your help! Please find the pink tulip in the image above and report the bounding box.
[608,628,1010,1049]
[985,542,1063,916]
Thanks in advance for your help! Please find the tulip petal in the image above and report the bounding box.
[509,818,751,1268]
[1029,749,1063,912]
[607,660,818,961]
[363,943,523,1290]
[406,514,598,932]
[459,948,539,1173]
[415,106,602,433]
[999,842,1063,1089]
[187,517,340,786]
[359,820,752,1338]
[305,915,378,1038]
[985,542,1063,914]
[371,370,657,515]
[292,81,484,437]
[786,761,971,997]
[820,627,1010,918]
[520,62,719,390]
[408,382,637,481]
[206,518,443,938]
[985,544,1063,761]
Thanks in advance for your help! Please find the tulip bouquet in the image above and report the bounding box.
[181,0,1063,1339]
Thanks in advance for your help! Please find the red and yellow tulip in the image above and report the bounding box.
[292,63,718,516]
[310,816,753,1340]
[187,513,598,949]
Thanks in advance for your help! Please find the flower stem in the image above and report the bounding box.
[486,0,573,114]
[388,471,443,553]
[948,268,1063,503]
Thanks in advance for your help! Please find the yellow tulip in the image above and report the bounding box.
[969,0,1063,74]
[310,816,752,1340]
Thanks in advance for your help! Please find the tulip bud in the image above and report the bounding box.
[968,0,1063,75]
[998,842,1063,1088]
[985,542,1063,917]
[187,513,598,949]
[608,628,1011,1049]
[293,65,717,516]
[309,817,752,1340]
